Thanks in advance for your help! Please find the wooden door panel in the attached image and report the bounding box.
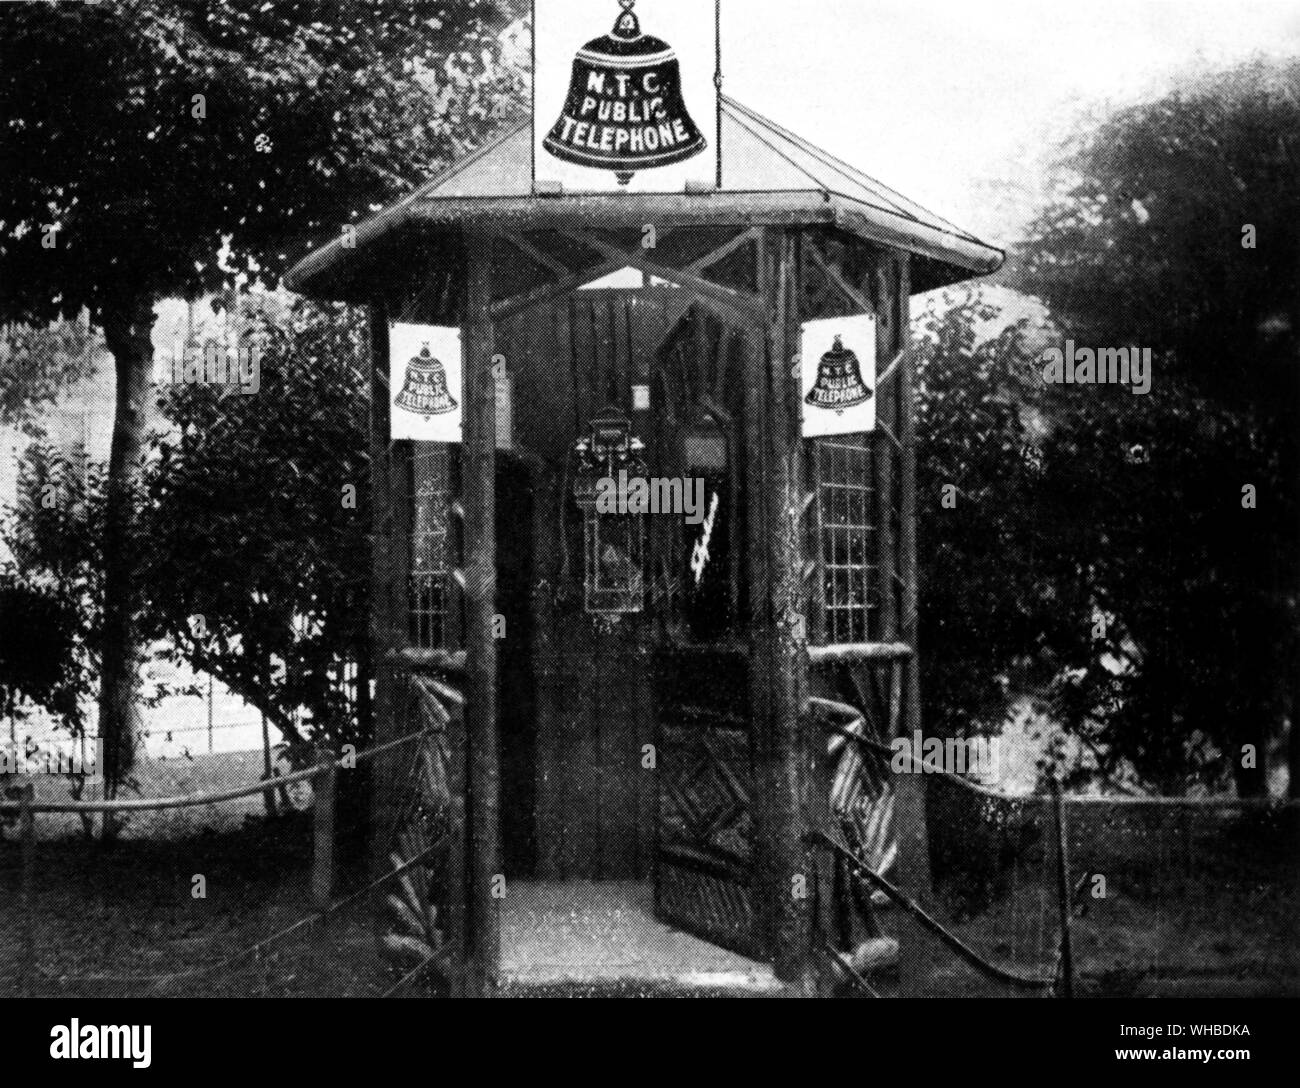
[653,646,762,957]
[648,302,767,960]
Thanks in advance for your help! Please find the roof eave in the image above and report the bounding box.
[830,204,1003,289]
[286,191,1002,301]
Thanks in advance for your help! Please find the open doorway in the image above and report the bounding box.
[496,454,538,878]
[483,284,771,979]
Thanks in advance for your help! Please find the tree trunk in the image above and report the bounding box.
[260,707,278,818]
[344,636,374,863]
[1289,672,1299,803]
[97,294,154,819]
[1230,714,1270,800]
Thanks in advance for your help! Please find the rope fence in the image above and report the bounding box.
[0,728,430,816]
[808,697,1299,998]
[3,688,1292,999]
[39,841,440,989]
[1,727,439,998]
[812,697,1300,812]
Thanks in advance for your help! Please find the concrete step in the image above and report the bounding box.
[501,880,783,996]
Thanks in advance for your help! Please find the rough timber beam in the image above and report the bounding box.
[553,228,765,319]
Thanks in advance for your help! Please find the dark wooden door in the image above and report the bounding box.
[496,457,537,877]
[650,304,767,959]
[498,288,688,880]
[653,646,762,956]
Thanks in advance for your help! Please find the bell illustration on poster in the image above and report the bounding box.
[390,323,464,442]
[395,344,458,418]
[534,0,720,193]
[801,314,877,437]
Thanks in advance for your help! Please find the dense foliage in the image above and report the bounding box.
[0,445,104,738]
[1022,60,1299,797]
[141,296,370,760]
[0,0,526,787]
[921,58,1299,796]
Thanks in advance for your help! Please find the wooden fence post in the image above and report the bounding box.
[1051,777,1074,999]
[313,744,336,913]
[20,783,35,997]
[893,767,932,994]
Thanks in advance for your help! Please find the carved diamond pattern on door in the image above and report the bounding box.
[661,723,753,866]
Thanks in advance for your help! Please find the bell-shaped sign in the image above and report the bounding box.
[806,336,872,414]
[801,315,877,437]
[544,0,706,186]
[395,344,458,419]
[535,0,719,193]
[390,324,463,443]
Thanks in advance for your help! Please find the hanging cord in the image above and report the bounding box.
[1008,794,1025,974]
[810,831,1055,991]
[557,443,573,594]
[45,841,441,988]
[556,296,584,597]
[1050,772,1075,998]
[823,939,881,998]
[379,944,455,999]
[1044,870,1092,998]
[714,0,723,189]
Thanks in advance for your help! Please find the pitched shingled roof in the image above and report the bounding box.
[286,97,1003,300]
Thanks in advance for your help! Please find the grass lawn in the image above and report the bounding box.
[2,760,1294,998]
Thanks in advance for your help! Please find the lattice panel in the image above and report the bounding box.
[377,670,461,983]
[408,444,456,650]
[656,865,760,959]
[654,642,761,958]
[809,437,879,644]
[800,240,911,648]
[822,669,900,878]
[658,722,753,866]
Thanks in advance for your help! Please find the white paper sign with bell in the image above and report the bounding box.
[390,323,463,443]
[534,0,720,194]
[800,314,876,437]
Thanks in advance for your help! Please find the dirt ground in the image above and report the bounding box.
[0,803,1294,998]
[910,807,1300,999]
[0,815,397,998]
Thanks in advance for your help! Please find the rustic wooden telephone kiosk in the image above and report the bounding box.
[286,96,1000,996]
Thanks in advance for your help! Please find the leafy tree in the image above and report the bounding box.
[0,572,77,829]
[0,0,524,792]
[1018,59,1300,797]
[0,445,105,833]
[138,294,374,839]
[0,321,100,436]
[913,290,1070,741]
[0,320,104,827]
[0,444,105,731]
[140,295,369,760]
[0,575,83,731]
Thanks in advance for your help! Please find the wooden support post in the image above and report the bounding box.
[894,254,934,994]
[462,230,501,998]
[367,304,398,884]
[876,256,898,648]
[896,255,930,887]
[1052,777,1075,998]
[313,743,336,913]
[762,229,814,992]
[892,769,928,992]
[446,761,468,997]
[874,252,903,835]
[19,783,35,997]
[743,308,775,961]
